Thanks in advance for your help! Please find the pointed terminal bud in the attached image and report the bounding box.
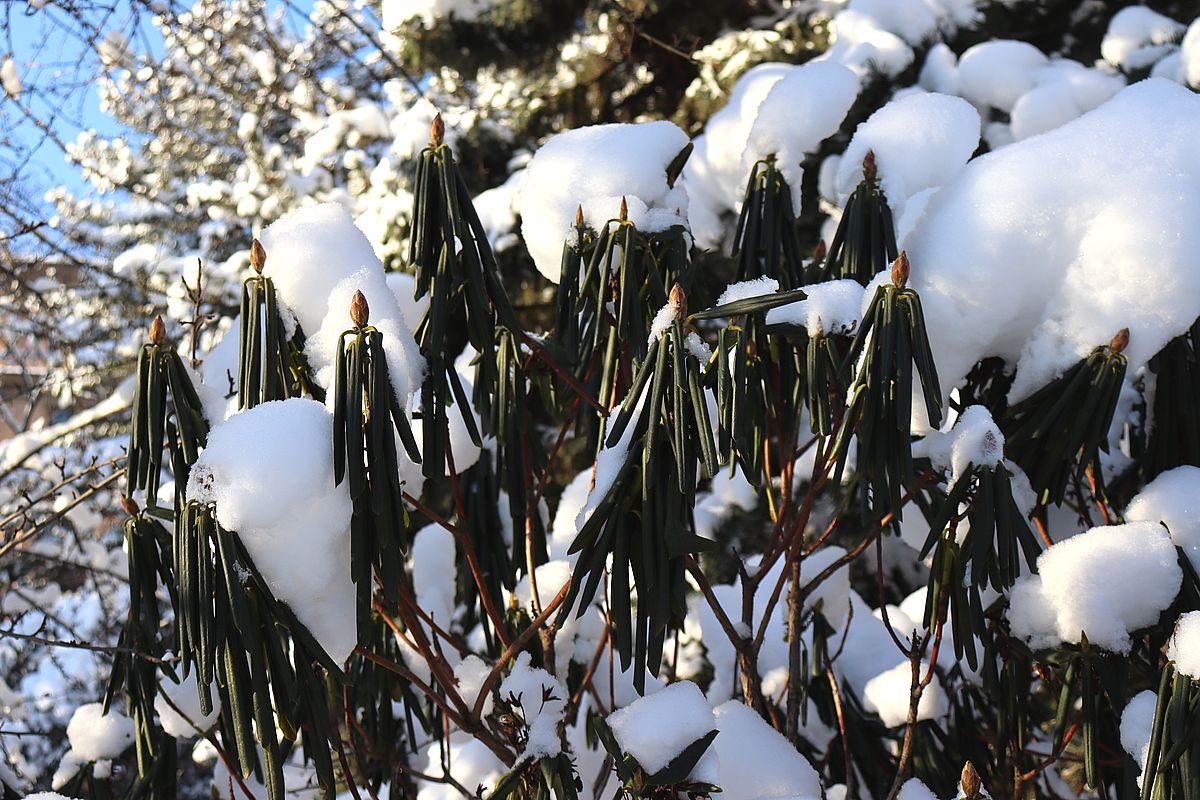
[120,496,140,517]
[430,112,445,148]
[249,238,266,274]
[1110,327,1130,354]
[619,196,628,222]
[960,761,982,798]
[891,251,910,288]
[812,239,827,263]
[863,149,877,183]
[575,204,585,229]
[350,290,370,328]
[669,282,688,320]
[149,314,166,345]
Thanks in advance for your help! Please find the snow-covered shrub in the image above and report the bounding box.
[7,2,1200,800]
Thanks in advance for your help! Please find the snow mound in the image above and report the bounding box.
[957,40,1049,112]
[835,92,980,220]
[766,279,864,336]
[686,63,791,248]
[517,121,690,282]
[906,79,1200,411]
[500,653,566,762]
[1102,6,1185,71]
[914,405,1003,487]
[711,699,823,800]
[1008,522,1182,653]
[260,202,424,405]
[66,703,134,761]
[186,398,356,663]
[155,671,221,737]
[1168,611,1200,679]
[742,61,861,208]
[607,680,714,776]
[1125,466,1200,571]
[1120,688,1158,780]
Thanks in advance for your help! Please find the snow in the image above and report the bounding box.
[498,653,566,762]
[2,57,22,98]
[66,703,134,761]
[914,405,1003,487]
[1167,611,1200,679]
[385,271,430,332]
[517,121,690,282]
[694,466,758,541]
[1008,522,1182,653]
[1120,688,1158,779]
[685,63,791,248]
[1125,466,1200,571]
[863,660,947,727]
[919,43,959,95]
[648,293,683,345]
[1102,7,1185,71]
[186,398,356,663]
[846,0,939,45]
[607,680,714,775]
[899,778,940,800]
[826,10,914,79]
[1182,19,1200,88]
[259,202,424,405]
[802,546,851,629]
[410,524,457,626]
[835,92,980,220]
[155,671,221,737]
[765,279,864,336]
[905,79,1200,412]
[414,733,505,800]
[715,276,780,308]
[1009,62,1124,142]
[454,655,493,717]
[382,0,501,28]
[742,61,861,208]
[957,40,1049,112]
[711,699,823,800]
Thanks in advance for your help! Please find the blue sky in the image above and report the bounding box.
[5,0,317,204]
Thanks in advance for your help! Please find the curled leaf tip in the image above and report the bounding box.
[1110,327,1129,354]
[149,314,166,344]
[619,196,628,222]
[891,251,910,288]
[961,761,981,798]
[120,496,140,517]
[669,282,687,319]
[250,238,266,273]
[575,204,584,228]
[430,112,445,148]
[350,290,370,327]
[863,149,877,183]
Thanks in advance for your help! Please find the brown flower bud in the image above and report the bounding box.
[961,761,982,798]
[1110,327,1130,354]
[250,238,266,274]
[120,496,140,517]
[669,282,687,320]
[619,195,628,222]
[812,239,827,263]
[350,290,369,328]
[575,204,585,229]
[149,314,166,345]
[891,251,910,288]
[430,112,445,148]
[863,149,878,183]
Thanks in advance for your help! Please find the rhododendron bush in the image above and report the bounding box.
[4,1,1200,799]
